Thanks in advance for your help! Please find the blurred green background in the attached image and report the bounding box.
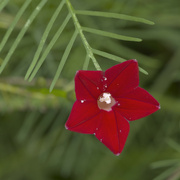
[0,0,180,180]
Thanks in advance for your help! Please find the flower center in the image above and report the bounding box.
[97,92,116,111]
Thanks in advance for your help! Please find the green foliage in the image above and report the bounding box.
[0,0,180,180]
[0,0,151,91]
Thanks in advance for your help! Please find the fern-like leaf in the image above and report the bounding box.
[75,10,155,25]
[25,0,66,80]
[0,0,47,73]
[0,0,32,54]
[28,13,71,81]
[92,48,148,75]
[0,0,10,13]
[0,0,154,91]
[49,30,78,92]
[82,27,142,42]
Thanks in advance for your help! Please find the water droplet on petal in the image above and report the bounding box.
[96,128,98,130]
[116,153,120,156]
[81,100,85,103]
[97,87,99,90]
[93,133,96,135]
[119,130,122,133]
[103,77,107,81]
[100,139,102,142]
[117,103,120,106]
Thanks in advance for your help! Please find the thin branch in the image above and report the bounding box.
[65,0,101,70]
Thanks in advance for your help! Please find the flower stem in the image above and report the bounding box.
[65,0,101,70]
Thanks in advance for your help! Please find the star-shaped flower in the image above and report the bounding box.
[65,60,160,155]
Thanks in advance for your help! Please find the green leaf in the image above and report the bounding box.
[92,48,126,62]
[0,0,10,13]
[151,159,180,169]
[49,30,78,92]
[82,27,142,42]
[25,0,66,80]
[0,0,48,74]
[75,10,155,25]
[153,165,179,180]
[82,54,90,70]
[28,13,71,81]
[0,0,32,54]
[92,48,148,75]
[167,139,180,153]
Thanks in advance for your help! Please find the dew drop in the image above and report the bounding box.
[119,130,122,133]
[103,77,107,81]
[118,103,120,106]
[97,87,99,90]
[103,84,107,91]
[116,153,120,156]
[96,128,98,130]
[81,100,85,103]
[100,139,102,142]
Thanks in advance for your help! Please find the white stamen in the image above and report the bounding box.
[99,93,111,104]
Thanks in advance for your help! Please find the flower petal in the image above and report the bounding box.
[115,87,160,121]
[65,100,101,134]
[95,110,130,155]
[75,70,104,100]
[105,60,139,97]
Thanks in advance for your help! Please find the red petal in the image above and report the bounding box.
[75,70,103,100]
[95,110,130,155]
[65,100,101,134]
[105,60,139,97]
[115,87,160,121]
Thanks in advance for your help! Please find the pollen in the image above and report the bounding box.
[97,92,116,111]
[99,93,111,104]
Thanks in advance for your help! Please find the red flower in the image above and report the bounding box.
[65,60,160,155]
